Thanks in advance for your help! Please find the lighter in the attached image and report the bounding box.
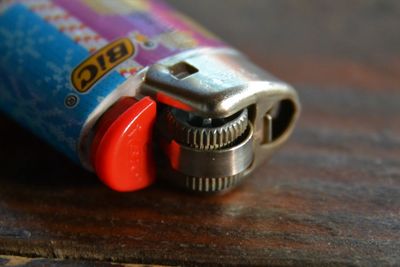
[0,0,300,193]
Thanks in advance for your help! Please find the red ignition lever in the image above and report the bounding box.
[91,97,157,192]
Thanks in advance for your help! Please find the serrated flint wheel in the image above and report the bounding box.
[165,108,248,150]
[162,107,253,193]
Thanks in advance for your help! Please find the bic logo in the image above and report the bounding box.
[71,38,135,93]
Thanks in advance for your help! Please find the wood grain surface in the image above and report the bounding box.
[0,0,399,266]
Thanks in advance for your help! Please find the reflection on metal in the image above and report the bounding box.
[264,113,273,144]
[140,47,300,193]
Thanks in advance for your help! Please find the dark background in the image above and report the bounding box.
[0,0,399,266]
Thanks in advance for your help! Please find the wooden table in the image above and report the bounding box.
[1,0,399,266]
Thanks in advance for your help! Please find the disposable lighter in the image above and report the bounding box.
[0,0,300,193]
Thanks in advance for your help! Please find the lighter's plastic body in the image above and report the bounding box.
[0,0,224,189]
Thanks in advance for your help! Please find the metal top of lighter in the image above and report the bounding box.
[140,47,300,193]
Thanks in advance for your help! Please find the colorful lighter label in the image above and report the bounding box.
[0,0,223,163]
[71,38,136,93]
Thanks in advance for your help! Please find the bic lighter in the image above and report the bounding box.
[0,0,300,193]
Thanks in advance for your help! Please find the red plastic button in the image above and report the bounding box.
[91,96,157,192]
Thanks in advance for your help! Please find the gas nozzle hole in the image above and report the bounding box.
[169,62,198,80]
[263,99,296,143]
[172,108,246,128]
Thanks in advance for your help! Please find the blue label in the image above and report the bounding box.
[0,4,126,161]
